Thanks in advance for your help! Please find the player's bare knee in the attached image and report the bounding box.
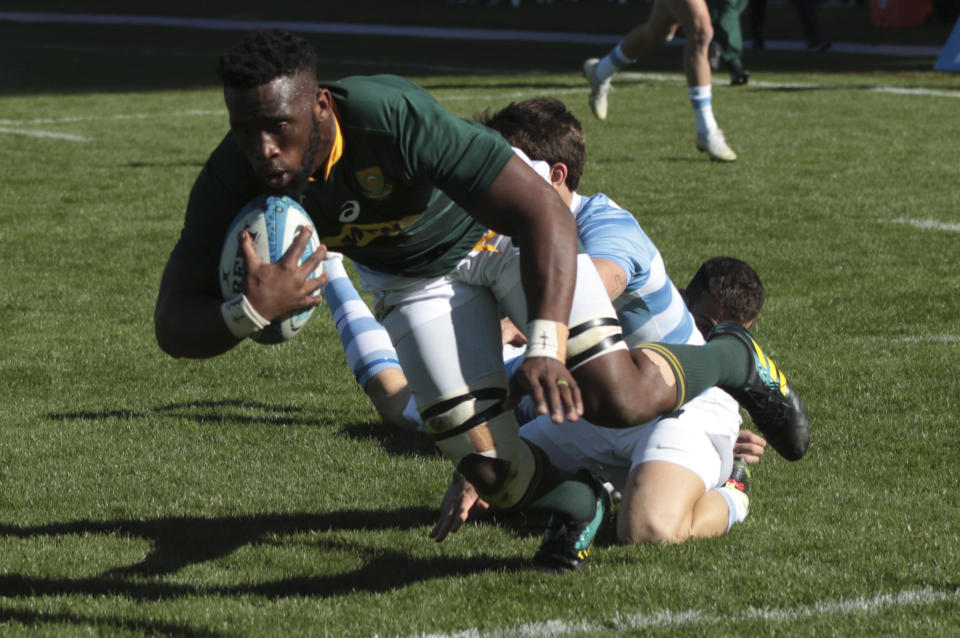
[617,516,688,545]
[691,21,713,50]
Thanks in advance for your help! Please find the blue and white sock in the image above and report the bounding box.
[322,254,403,388]
[596,43,634,82]
[689,85,719,134]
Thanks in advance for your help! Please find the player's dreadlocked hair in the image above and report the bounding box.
[216,30,318,88]
[686,257,765,326]
[477,97,586,191]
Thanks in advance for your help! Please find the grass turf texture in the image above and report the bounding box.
[1,4,960,637]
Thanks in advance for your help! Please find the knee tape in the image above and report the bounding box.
[422,384,518,463]
[566,311,627,371]
[421,383,534,510]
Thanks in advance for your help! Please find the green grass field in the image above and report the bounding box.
[1,5,959,637]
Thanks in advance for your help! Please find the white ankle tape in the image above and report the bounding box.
[221,295,270,339]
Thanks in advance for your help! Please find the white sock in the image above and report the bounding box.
[713,485,749,532]
[595,43,634,83]
[689,85,719,134]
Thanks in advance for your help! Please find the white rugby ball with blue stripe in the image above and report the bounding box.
[219,195,322,344]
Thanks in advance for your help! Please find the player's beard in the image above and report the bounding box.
[279,114,322,198]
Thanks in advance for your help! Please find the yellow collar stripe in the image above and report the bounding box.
[322,103,344,180]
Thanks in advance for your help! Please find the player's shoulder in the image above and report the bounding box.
[577,192,643,234]
[328,75,433,110]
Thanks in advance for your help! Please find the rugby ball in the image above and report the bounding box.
[219,194,323,344]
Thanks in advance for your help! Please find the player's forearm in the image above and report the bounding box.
[516,214,578,324]
[468,156,579,325]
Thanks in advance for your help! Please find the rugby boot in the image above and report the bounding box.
[582,58,612,120]
[725,458,751,497]
[696,129,737,162]
[708,321,810,461]
[729,68,750,86]
[532,470,609,571]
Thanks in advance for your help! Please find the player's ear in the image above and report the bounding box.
[314,88,333,120]
[549,162,568,189]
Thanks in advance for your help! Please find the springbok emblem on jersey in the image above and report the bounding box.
[355,166,393,200]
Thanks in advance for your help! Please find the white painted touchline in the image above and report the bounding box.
[402,587,960,638]
[889,217,960,233]
[0,127,90,142]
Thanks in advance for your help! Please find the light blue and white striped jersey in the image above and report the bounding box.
[572,192,703,347]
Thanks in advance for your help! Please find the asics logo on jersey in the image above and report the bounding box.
[339,200,361,222]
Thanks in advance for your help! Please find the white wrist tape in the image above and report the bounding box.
[523,319,568,362]
[221,295,270,339]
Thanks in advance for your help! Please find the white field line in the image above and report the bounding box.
[400,587,960,638]
[3,77,958,139]
[0,109,224,127]
[436,73,960,101]
[0,109,225,142]
[0,126,91,142]
[888,217,960,233]
[898,335,960,343]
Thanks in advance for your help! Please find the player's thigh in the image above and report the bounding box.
[618,460,706,544]
[646,0,683,36]
[665,0,711,35]
[379,277,505,406]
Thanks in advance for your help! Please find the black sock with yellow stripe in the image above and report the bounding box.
[638,337,749,410]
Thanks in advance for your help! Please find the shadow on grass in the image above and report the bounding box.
[47,399,336,428]
[47,399,439,459]
[0,606,225,638]
[0,508,525,602]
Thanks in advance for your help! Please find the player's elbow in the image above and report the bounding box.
[154,312,183,358]
[154,300,191,359]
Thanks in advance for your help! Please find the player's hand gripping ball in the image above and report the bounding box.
[219,195,323,344]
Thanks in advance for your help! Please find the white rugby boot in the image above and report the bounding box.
[696,128,738,162]
[582,58,612,121]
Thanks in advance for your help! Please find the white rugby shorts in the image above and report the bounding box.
[519,387,741,492]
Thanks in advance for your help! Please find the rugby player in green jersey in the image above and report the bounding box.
[155,30,808,571]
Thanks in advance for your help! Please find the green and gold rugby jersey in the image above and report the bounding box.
[172,74,515,281]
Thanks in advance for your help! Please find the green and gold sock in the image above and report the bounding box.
[638,336,749,409]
